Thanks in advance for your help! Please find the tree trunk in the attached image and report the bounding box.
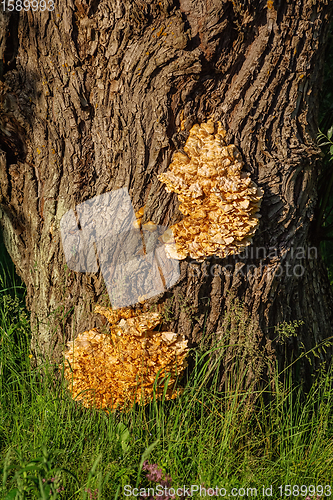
[0,0,332,390]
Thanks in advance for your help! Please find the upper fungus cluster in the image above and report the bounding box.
[158,120,263,260]
[63,305,188,411]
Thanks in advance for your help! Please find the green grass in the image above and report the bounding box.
[0,241,332,499]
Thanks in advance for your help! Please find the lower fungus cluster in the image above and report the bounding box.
[158,120,263,260]
[63,305,188,411]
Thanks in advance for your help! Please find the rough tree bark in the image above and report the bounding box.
[0,0,333,390]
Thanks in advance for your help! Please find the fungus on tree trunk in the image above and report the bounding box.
[63,305,188,410]
[158,120,263,261]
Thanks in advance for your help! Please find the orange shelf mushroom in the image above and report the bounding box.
[158,120,263,260]
[63,305,188,411]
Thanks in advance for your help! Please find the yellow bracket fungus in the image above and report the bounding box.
[158,120,263,260]
[63,305,188,411]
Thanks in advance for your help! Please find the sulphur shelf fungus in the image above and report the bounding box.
[157,120,263,260]
[63,305,188,411]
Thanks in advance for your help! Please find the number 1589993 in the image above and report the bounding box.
[2,0,54,11]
